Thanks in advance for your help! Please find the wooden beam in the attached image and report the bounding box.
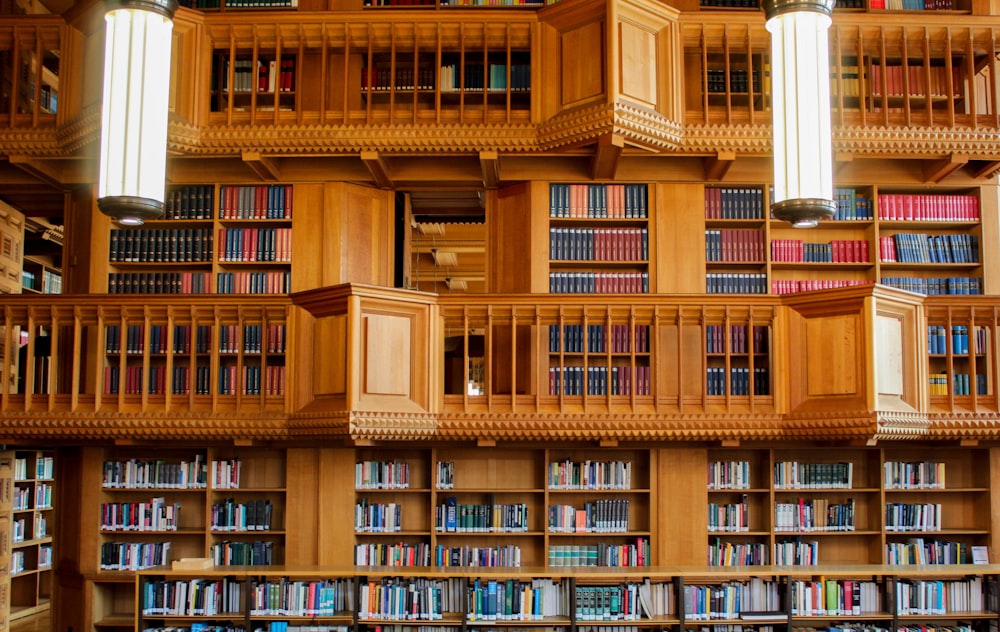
[591,134,624,180]
[923,154,968,183]
[703,151,735,181]
[971,160,1000,179]
[242,151,281,181]
[480,150,500,189]
[8,155,64,189]
[361,150,394,189]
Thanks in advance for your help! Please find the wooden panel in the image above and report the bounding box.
[316,448,356,566]
[313,314,348,397]
[285,448,320,565]
[875,313,904,397]
[657,447,706,565]
[561,22,605,106]
[323,182,394,287]
[489,184,535,293]
[618,22,656,107]
[364,313,411,397]
[806,315,860,397]
[654,183,705,293]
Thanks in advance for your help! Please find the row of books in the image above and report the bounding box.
[250,578,355,617]
[106,324,164,355]
[219,58,295,94]
[869,63,962,99]
[356,460,410,489]
[773,539,818,566]
[355,500,402,533]
[704,187,767,220]
[218,227,293,262]
[790,579,879,616]
[210,498,274,531]
[833,187,873,221]
[547,459,632,490]
[17,454,51,481]
[143,577,243,616]
[363,66,435,91]
[549,324,650,354]
[885,460,946,490]
[929,372,988,396]
[771,279,873,294]
[708,460,751,490]
[218,185,293,220]
[355,542,431,567]
[218,324,287,354]
[549,227,648,262]
[876,193,979,221]
[706,367,770,396]
[771,239,871,263]
[33,483,52,509]
[774,498,856,532]
[574,583,672,621]
[548,183,649,219]
[211,539,275,566]
[707,496,748,532]
[774,461,853,490]
[222,365,285,396]
[878,233,978,263]
[108,271,212,294]
[211,459,242,490]
[548,539,650,567]
[102,456,208,489]
[705,325,768,355]
[896,578,983,615]
[927,324,987,355]
[435,544,522,567]
[114,365,202,396]
[165,185,214,220]
[549,364,652,396]
[216,270,291,294]
[549,272,649,294]
[435,499,530,533]
[885,502,942,532]
[440,63,531,92]
[880,276,982,295]
[706,273,767,295]
[100,540,171,571]
[359,577,453,620]
[109,227,213,263]
[709,540,769,566]
[705,68,761,94]
[11,487,29,511]
[683,577,780,620]
[100,497,181,532]
[547,499,631,533]
[181,0,297,8]
[871,0,957,8]
[705,229,765,263]
[10,550,24,574]
[885,538,971,565]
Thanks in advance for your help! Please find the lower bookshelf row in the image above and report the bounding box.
[130,566,1000,631]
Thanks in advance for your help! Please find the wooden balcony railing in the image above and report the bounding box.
[0,286,997,443]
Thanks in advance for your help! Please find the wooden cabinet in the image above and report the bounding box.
[9,450,53,621]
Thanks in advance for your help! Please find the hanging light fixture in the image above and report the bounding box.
[97,0,178,226]
[764,0,837,228]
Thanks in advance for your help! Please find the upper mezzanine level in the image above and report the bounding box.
[1,284,1000,446]
[1,1,1000,184]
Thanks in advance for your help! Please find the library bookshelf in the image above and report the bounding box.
[7,450,54,621]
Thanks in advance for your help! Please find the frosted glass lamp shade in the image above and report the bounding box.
[97,0,177,225]
[765,0,836,228]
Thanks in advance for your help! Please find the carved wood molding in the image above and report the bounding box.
[678,124,772,154]
[0,411,288,442]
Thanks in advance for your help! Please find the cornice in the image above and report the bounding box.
[8,109,1000,161]
[926,411,1000,440]
[0,411,288,441]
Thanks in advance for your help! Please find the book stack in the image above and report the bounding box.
[876,193,979,221]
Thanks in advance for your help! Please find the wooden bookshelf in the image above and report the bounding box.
[8,450,53,621]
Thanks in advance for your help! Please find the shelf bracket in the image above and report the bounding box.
[591,134,624,180]
[923,153,968,184]
[703,151,735,182]
[361,150,394,190]
[242,151,281,182]
[970,159,1000,180]
[480,150,501,189]
[8,155,64,190]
